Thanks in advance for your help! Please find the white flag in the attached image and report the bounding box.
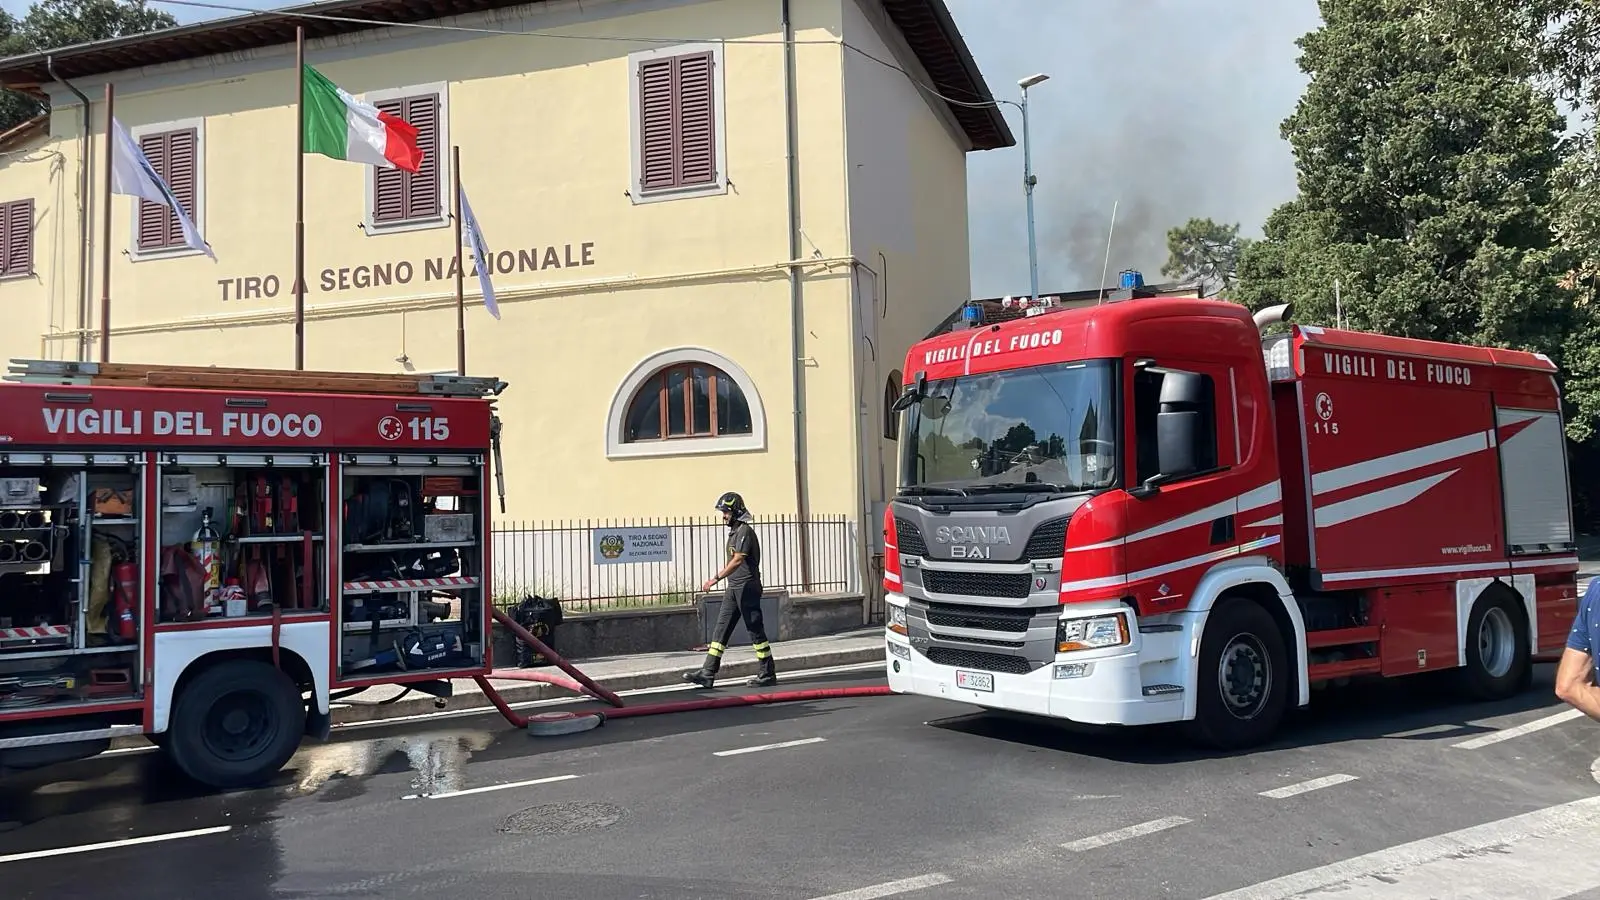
[110,116,214,260]
[458,184,498,319]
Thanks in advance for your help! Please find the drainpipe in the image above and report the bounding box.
[47,56,93,363]
[781,0,812,590]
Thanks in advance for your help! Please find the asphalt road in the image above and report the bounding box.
[2,662,1598,900]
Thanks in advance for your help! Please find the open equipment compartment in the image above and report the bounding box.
[336,453,486,679]
[153,452,328,622]
[0,452,146,713]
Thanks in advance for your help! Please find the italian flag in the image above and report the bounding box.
[301,65,424,173]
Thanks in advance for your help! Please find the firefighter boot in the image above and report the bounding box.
[681,651,721,688]
[747,650,777,687]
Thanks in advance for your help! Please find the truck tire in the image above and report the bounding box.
[1183,596,1290,750]
[164,659,305,790]
[1458,589,1531,701]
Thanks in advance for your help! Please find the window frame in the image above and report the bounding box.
[627,41,729,204]
[0,198,34,280]
[606,348,765,459]
[128,117,207,262]
[361,81,451,235]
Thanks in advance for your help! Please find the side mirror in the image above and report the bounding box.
[891,371,928,413]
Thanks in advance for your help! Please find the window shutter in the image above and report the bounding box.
[675,52,716,186]
[136,132,170,249]
[638,57,677,190]
[372,98,407,223]
[404,95,440,220]
[2,200,32,277]
[164,129,198,245]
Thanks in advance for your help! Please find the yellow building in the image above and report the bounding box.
[0,0,1012,603]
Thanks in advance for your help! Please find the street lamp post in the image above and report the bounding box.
[1017,73,1050,304]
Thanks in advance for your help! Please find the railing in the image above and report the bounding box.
[490,514,860,613]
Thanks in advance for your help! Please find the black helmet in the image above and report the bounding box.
[714,491,747,517]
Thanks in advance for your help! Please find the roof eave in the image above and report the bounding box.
[915,0,1014,150]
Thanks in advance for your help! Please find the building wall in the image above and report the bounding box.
[0,0,983,545]
[0,121,72,363]
[841,0,975,538]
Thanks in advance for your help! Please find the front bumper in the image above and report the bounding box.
[883,598,1188,727]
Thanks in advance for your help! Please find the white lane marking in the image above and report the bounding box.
[1259,774,1359,799]
[0,826,232,865]
[1451,708,1586,749]
[1201,796,1600,899]
[713,736,827,757]
[401,773,581,801]
[1062,816,1192,852]
[806,873,954,900]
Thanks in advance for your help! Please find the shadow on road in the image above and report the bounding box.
[925,664,1570,766]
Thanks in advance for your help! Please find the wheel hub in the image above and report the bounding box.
[1218,633,1270,719]
[202,690,276,762]
[1478,607,1516,679]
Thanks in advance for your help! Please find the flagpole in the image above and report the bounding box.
[99,82,114,363]
[294,25,306,370]
[452,144,465,376]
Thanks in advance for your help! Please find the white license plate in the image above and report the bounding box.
[955,670,994,692]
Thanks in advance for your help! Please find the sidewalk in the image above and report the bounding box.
[328,627,886,726]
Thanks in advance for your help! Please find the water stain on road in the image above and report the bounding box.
[290,729,495,798]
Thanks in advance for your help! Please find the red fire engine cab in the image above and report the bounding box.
[883,293,1579,748]
[0,359,507,787]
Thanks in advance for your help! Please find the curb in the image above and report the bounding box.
[107,644,886,751]
[330,645,887,725]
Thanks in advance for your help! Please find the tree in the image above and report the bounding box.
[0,0,177,133]
[1235,0,1579,426]
[1162,217,1253,298]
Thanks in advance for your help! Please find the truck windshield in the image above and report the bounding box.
[899,359,1119,493]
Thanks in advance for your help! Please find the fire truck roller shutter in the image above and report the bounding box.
[1177,560,1311,747]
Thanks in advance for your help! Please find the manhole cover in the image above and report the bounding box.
[500,801,626,836]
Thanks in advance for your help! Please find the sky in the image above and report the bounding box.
[1,0,1325,298]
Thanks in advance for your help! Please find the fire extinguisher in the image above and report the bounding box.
[110,559,138,642]
[193,507,221,606]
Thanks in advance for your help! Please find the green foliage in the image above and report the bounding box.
[0,0,177,133]
[1161,217,1253,298]
[1233,0,1584,433]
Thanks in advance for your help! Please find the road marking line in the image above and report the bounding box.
[1201,796,1600,899]
[714,736,827,757]
[1259,774,1359,799]
[1451,708,1586,749]
[1062,816,1191,852]
[0,826,232,865]
[401,773,581,800]
[806,873,954,900]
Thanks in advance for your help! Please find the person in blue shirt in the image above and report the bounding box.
[1556,579,1600,720]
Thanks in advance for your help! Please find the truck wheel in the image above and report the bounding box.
[1184,596,1290,750]
[1458,590,1531,701]
[164,659,305,790]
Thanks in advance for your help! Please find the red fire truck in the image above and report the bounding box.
[882,287,1580,747]
[0,359,506,786]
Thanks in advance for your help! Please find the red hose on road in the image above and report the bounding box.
[595,685,892,720]
[491,607,625,707]
[483,668,590,697]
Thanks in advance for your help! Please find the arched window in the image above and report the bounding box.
[883,370,903,440]
[623,363,753,442]
[607,348,767,458]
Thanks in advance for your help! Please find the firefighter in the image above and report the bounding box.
[681,491,777,688]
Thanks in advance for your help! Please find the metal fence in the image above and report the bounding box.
[490,514,860,612]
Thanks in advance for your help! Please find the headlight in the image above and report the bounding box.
[1057,613,1129,652]
[888,604,908,636]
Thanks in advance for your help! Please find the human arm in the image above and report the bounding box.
[1556,647,1600,721]
[702,553,745,592]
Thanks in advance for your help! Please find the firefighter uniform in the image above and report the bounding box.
[683,493,777,688]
